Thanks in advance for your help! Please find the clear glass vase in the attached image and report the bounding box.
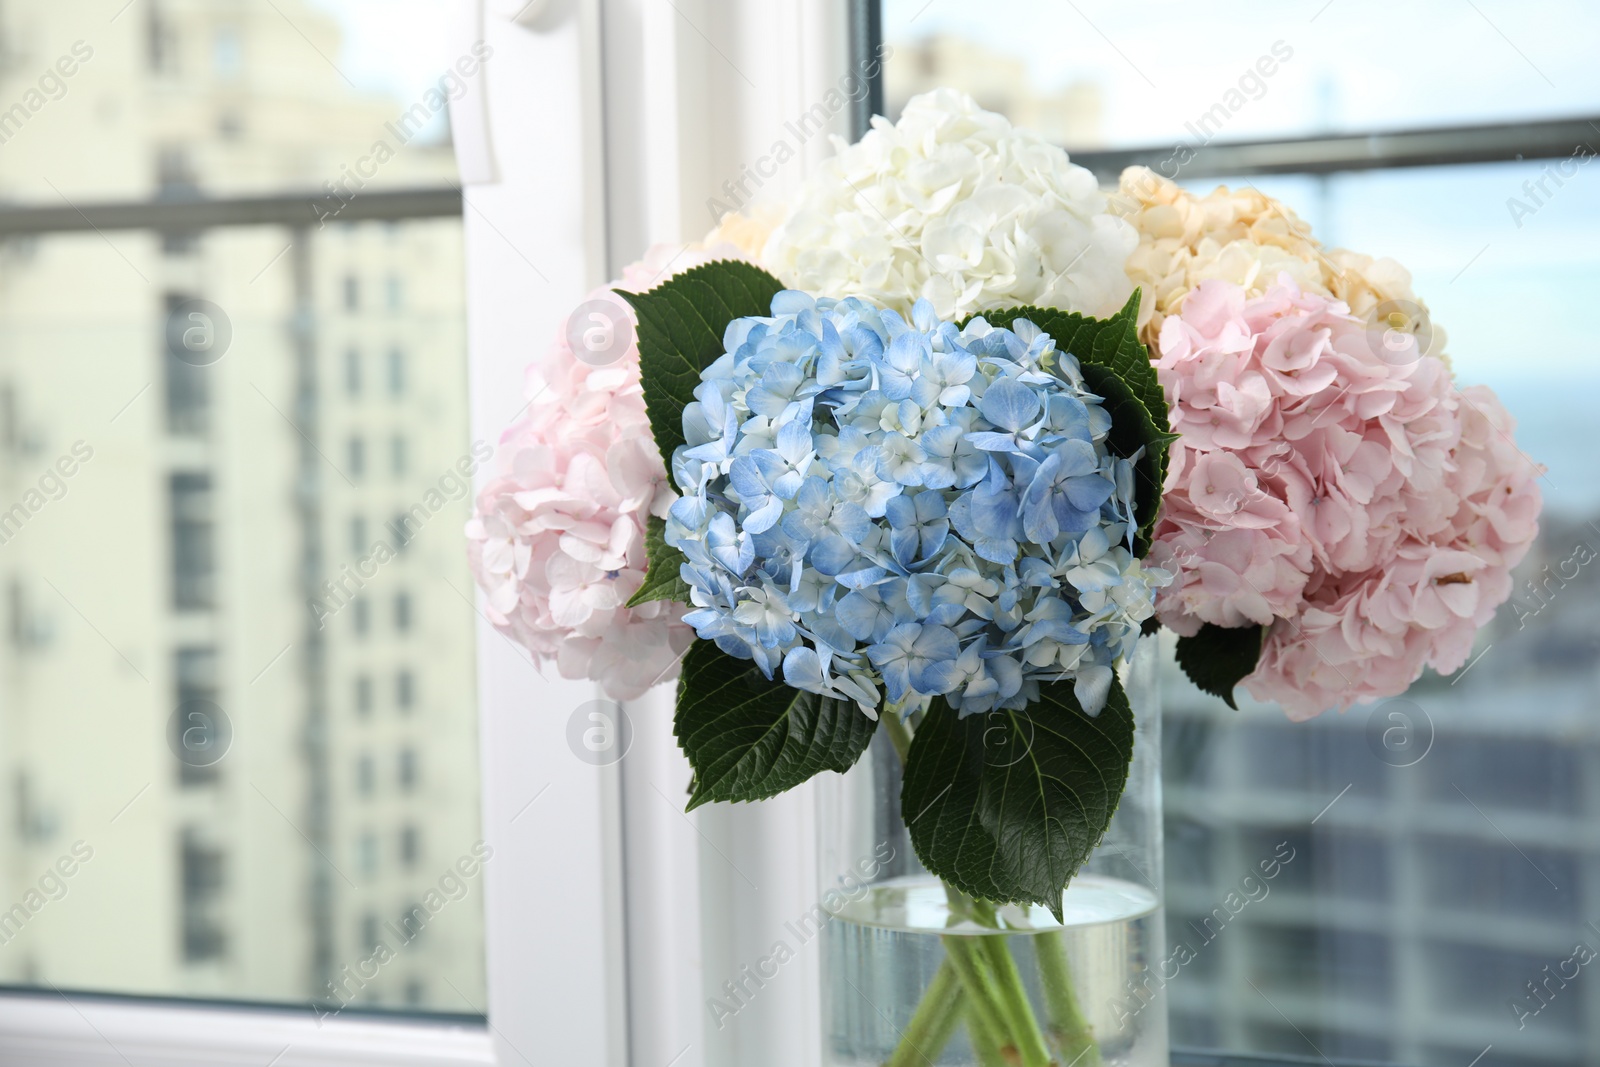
[815,640,1167,1067]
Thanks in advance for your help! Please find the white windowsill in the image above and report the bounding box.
[0,994,495,1067]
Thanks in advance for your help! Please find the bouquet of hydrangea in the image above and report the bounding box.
[468,88,1540,1067]
[1114,172,1542,716]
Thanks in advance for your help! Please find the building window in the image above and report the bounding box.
[390,511,412,554]
[342,274,359,311]
[398,825,419,869]
[356,831,378,877]
[343,347,361,396]
[347,436,365,480]
[394,591,411,633]
[180,832,226,962]
[146,2,178,75]
[387,348,405,396]
[360,912,381,953]
[169,472,215,610]
[354,674,372,717]
[175,647,220,787]
[396,670,414,712]
[349,515,367,555]
[212,25,241,79]
[398,748,417,792]
[385,276,403,311]
[356,753,374,797]
[163,293,209,434]
[404,979,426,1006]
[390,435,407,478]
[352,598,369,637]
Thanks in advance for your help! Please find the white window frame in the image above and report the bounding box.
[0,1,853,1063]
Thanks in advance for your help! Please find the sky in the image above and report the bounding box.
[306,0,460,113]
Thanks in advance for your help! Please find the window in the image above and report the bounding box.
[0,2,488,1034]
[349,515,367,555]
[397,748,417,792]
[163,293,210,434]
[385,276,403,312]
[393,591,411,634]
[389,435,407,478]
[880,3,1600,1065]
[389,511,411,554]
[386,348,406,396]
[174,646,220,787]
[344,347,361,396]
[212,25,241,79]
[180,832,226,963]
[146,2,177,75]
[169,472,215,610]
[0,0,873,1062]
[398,825,419,869]
[356,832,378,878]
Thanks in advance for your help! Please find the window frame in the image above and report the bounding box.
[0,0,854,1064]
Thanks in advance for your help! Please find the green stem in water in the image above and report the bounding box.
[940,935,1025,1065]
[885,958,966,1067]
[879,709,1057,1067]
[967,901,1053,1067]
[1034,930,1102,1067]
[964,998,1011,1067]
[976,935,1053,1067]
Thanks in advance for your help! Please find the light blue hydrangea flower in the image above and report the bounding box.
[667,292,1168,718]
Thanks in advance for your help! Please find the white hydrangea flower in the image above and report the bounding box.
[763,89,1137,322]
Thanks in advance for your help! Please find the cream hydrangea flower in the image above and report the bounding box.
[764,89,1137,321]
[704,203,784,261]
[1112,166,1446,360]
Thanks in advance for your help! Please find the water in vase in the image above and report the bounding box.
[823,873,1165,1067]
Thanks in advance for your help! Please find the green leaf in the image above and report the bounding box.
[675,640,878,810]
[966,291,1175,556]
[901,679,1136,922]
[616,260,785,474]
[626,514,690,608]
[1175,623,1268,710]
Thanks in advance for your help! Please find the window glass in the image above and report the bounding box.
[883,7,1600,1064]
[1153,161,1597,1067]
[0,0,485,1018]
[882,0,1600,149]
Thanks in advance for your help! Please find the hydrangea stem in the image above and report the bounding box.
[885,958,965,1067]
[969,903,1053,1067]
[880,712,1058,1067]
[939,935,1029,1066]
[964,999,1012,1067]
[1034,930,1102,1067]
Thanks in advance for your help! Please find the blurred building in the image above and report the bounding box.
[884,33,1104,147]
[0,0,483,1012]
[1162,513,1600,1067]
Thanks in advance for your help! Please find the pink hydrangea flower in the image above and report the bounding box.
[1151,277,1541,719]
[465,244,745,701]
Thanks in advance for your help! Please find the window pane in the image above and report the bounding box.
[1152,165,1597,1066]
[882,0,1600,148]
[883,6,1596,1061]
[0,0,485,1019]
